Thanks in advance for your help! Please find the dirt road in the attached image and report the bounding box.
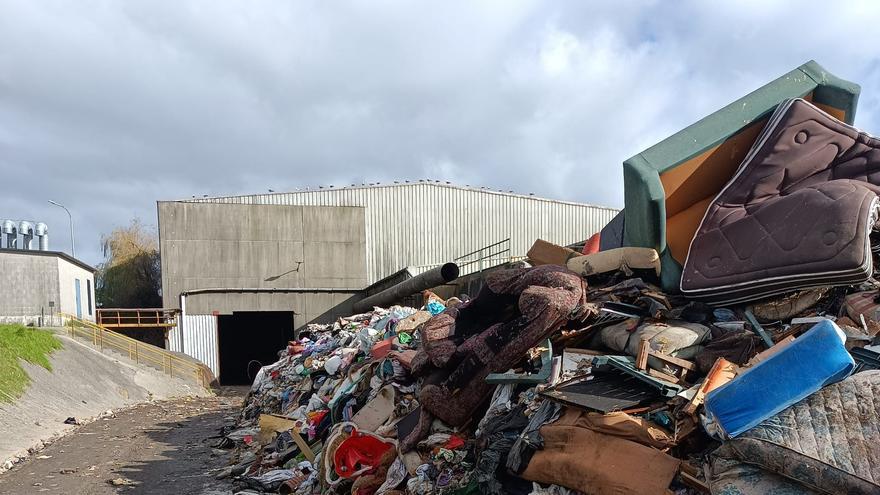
[0,391,244,495]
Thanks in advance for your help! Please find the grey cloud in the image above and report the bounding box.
[1,0,879,265]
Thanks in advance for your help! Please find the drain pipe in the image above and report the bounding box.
[352,262,460,313]
[178,293,187,353]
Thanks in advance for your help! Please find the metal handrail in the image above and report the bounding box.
[97,308,178,328]
[454,238,511,262]
[408,254,525,275]
[60,313,209,387]
[454,238,511,273]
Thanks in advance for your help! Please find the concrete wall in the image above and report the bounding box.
[158,202,367,322]
[189,183,620,283]
[181,291,359,326]
[56,257,96,321]
[0,250,94,325]
[0,251,59,324]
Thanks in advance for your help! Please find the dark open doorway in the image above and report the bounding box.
[217,311,295,385]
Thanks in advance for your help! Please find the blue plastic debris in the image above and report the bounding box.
[426,301,446,315]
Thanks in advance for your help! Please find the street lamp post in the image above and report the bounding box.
[48,200,75,257]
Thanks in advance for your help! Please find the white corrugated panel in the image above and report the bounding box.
[192,183,619,283]
[168,314,219,379]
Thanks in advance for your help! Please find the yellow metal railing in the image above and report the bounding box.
[97,308,178,328]
[61,313,210,387]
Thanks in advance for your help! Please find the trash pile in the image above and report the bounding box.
[218,247,880,494]
[218,63,880,494]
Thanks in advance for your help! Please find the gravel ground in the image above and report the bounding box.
[0,391,245,495]
[1,332,209,469]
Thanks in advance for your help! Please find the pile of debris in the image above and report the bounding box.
[218,64,880,494]
[218,247,880,494]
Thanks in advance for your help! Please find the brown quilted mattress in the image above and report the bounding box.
[707,370,880,494]
[681,98,880,305]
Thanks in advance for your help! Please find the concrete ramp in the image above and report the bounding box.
[0,332,209,471]
[62,314,215,387]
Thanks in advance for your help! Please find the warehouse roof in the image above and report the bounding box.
[175,180,619,211]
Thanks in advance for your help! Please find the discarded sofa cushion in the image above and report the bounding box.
[704,320,855,438]
[681,98,880,305]
[520,411,680,495]
[566,247,661,277]
[527,239,581,266]
[594,319,710,362]
[707,370,880,494]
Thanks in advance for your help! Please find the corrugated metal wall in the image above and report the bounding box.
[168,314,219,379]
[190,183,618,283]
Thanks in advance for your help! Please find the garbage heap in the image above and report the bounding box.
[219,244,880,495]
[220,79,880,494]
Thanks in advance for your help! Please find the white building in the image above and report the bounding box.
[0,248,96,326]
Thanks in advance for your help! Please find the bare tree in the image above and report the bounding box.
[96,219,162,308]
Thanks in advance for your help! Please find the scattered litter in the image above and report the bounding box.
[107,477,136,486]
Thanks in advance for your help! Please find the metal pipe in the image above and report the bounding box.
[179,293,187,353]
[19,221,34,250]
[35,222,49,250]
[2,220,17,249]
[352,262,459,313]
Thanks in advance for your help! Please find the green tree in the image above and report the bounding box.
[96,219,162,308]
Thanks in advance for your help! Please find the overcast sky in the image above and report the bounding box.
[1,1,879,266]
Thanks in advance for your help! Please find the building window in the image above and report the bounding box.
[87,279,93,316]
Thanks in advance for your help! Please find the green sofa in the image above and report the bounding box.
[622,60,860,291]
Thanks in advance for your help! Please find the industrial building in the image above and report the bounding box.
[158,182,617,383]
[0,220,96,326]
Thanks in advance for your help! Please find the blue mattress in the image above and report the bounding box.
[704,320,854,438]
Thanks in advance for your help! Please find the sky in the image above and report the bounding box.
[1,0,879,266]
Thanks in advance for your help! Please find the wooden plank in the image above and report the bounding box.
[647,351,696,371]
[563,347,605,356]
[259,414,315,461]
[647,368,681,384]
[679,471,710,492]
[636,338,650,371]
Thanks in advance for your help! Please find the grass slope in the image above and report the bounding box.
[0,324,63,402]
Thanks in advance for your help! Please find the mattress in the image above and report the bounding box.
[703,320,854,438]
[707,370,880,494]
[622,61,860,293]
[681,98,880,305]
